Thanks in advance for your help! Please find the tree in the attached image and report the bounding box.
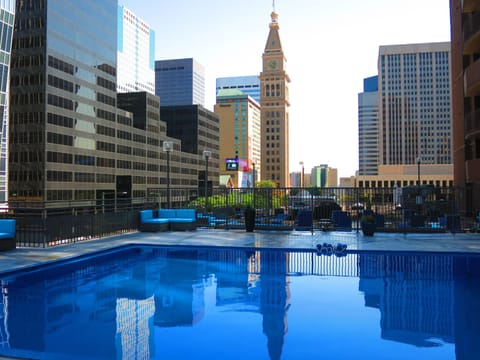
[256,180,277,188]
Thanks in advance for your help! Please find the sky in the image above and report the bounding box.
[120,0,451,179]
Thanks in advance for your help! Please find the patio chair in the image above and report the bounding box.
[211,206,236,228]
[294,210,313,231]
[271,213,288,224]
[331,210,352,231]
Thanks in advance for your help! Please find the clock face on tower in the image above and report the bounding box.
[268,59,278,70]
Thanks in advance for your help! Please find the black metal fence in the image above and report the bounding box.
[2,198,156,248]
[194,185,473,233]
[1,186,478,248]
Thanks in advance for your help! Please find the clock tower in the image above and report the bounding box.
[259,10,290,187]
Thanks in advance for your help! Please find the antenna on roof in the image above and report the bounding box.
[272,0,275,12]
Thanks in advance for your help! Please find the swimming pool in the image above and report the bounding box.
[0,245,478,359]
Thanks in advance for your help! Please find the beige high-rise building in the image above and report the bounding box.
[357,43,453,189]
[378,43,452,167]
[259,11,290,187]
[214,89,261,187]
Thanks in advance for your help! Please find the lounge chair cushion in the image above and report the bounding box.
[158,209,177,219]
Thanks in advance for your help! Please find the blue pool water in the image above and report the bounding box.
[0,245,479,360]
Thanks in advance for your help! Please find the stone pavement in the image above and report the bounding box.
[0,228,480,275]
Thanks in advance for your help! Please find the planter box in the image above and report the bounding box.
[244,209,255,232]
[361,222,376,236]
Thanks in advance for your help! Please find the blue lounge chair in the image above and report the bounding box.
[271,213,288,224]
[295,210,313,231]
[331,210,352,231]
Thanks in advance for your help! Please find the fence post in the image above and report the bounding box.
[355,187,359,232]
[42,208,47,248]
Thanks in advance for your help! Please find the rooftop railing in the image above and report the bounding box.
[1,186,477,248]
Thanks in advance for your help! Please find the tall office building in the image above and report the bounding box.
[289,172,302,187]
[10,0,117,200]
[378,43,452,167]
[8,0,198,201]
[117,5,155,94]
[216,76,261,103]
[358,76,379,175]
[0,0,14,203]
[357,43,453,189]
[311,165,337,188]
[155,58,205,106]
[450,0,480,215]
[259,11,290,187]
[214,89,261,187]
[159,105,220,188]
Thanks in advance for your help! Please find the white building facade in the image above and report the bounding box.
[117,5,155,94]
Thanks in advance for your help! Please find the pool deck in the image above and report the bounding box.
[1,229,480,275]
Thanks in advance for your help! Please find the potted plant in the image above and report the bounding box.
[360,197,376,236]
[244,205,256,232]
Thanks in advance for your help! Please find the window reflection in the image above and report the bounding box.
[75,119,95,133]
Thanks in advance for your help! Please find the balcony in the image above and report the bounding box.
[464,57,480,96]
[466,159,480,182]
[464,108,480,133]
[463,11,480,54]
[462,0,480,13]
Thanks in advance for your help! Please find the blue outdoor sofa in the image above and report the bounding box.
[294,210,313,231]
[0,219,16,251]
[139,209,197,231]
[331,210,352,231]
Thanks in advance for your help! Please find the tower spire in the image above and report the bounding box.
[260,0,290,187]
[270,1,279,28]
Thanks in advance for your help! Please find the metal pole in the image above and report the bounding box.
[163,141,173,208]
[203,150,211,214]
[302,165,305,188]
[299,161,304,188]
[252,163,256,208]
[252,163,256,188]
[167,151,171,208]
[205,155,209,213]
[417,160,420,185]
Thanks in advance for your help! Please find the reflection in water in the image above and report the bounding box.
[259,250,290,360]
[153,250,206,327]
[359,254,455,347]
[358,253,480,359]
[453,256,480,360]
[0,247,479,359]
[116,297,155,360]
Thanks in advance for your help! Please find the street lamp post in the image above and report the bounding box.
[163,141,173,208]
[252,163,256,208]
[415,157,423,216]
[416,157,421,186]
[299,161,304,188]
[203,150,211,214]
[252,163,256,188]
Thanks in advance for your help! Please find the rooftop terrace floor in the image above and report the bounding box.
[1,229,480,275]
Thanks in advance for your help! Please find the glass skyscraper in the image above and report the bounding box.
[155,58,205,106]
[117,5,155,94]
[9,0,118,200]
[0,0,14,203]
[8,0,202,202]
